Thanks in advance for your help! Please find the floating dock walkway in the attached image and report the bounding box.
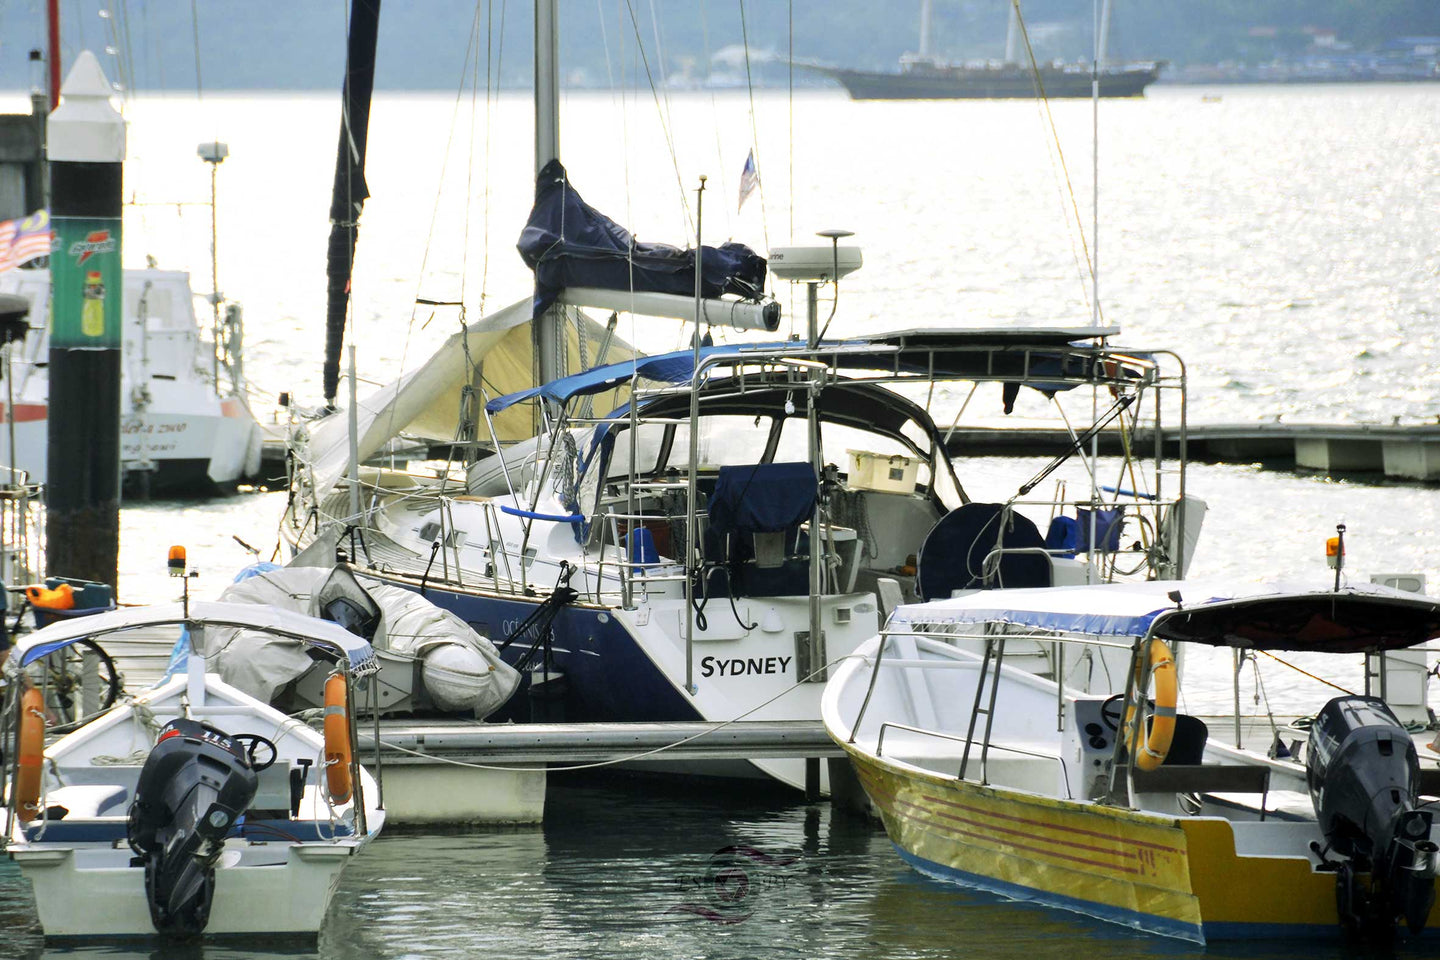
[357,719,846,824]
[259,422,1440,487]
[944,422,1440,481]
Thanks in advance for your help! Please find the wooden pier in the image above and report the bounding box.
[945,421,1440,481]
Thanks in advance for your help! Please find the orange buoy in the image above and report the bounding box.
[322,673,353,803]
[25,583,74,611]
[15,687,46,822]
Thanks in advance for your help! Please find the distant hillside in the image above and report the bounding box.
[0,0,1436,91]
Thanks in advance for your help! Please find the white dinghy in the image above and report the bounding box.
[2,598,385,939]
[209,561,521,718]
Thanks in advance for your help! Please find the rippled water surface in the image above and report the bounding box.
[0,81,1437,957]
[0,778,1413,960]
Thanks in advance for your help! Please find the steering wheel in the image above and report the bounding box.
[1100,692,1156,732]
[1100,693,1126,731]
[231,733,278,772]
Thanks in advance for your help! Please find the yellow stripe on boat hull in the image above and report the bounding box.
[848,747,1436,942]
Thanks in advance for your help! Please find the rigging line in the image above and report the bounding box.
[118,0,137,99]
[460,0,483,312]
[621,0,693,234]
[368,652,865,774]
[378,2,487,459]
[596,0,619,98]
[595,0,632,239]
[479,0,499,310]
[1256,650,1355,696]
[597,0,641,356]
[788,0,793,246]
[1011,0,1101,324]
[140,0,164,91]
[646,0,686,239]
[737,0,769,256]
[99,2,130,101]
[699,0,732,236]
[1030,88,1091,311]
[340,0,356,348]
[189,0,202,100]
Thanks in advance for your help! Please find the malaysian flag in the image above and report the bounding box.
[737,149,759,213]
[0,210,53,273]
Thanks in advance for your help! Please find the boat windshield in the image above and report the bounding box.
[581,404,959,516]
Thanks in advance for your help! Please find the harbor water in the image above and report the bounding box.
[1,83,1438,956]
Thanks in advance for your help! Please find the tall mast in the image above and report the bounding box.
[533,0,564,397]
[46,0,60,110]
[917,0,933,59]
[1088,0,1101,583]
[321,0,381,408]
[1099,0,1112,64]
[1004,4,1020,64]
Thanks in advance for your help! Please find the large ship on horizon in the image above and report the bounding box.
[811,0,1161,101]
[811,56,1161,100]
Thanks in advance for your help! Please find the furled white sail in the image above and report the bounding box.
[296,297,634,500]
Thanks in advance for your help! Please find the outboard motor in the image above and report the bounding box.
[126,718,259,935]
[1306,695,1437,938]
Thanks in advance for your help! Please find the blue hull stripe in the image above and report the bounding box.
[894,845,1440,943]
[392,584,701,723]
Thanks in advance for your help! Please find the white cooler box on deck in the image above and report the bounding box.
[847,450,920,493]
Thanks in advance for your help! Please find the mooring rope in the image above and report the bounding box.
[363,652,863,774]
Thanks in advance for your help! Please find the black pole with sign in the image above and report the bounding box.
[45,51,123,591]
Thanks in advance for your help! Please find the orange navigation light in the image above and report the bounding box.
[1326,534,1344,569]
[168,545,187,577]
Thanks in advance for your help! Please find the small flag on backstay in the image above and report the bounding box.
[737,149,759,213]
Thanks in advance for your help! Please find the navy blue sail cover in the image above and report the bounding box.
[517,159,768,318]
[708,462,818,537]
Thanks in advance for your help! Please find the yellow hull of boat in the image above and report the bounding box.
[848,748,1435,942]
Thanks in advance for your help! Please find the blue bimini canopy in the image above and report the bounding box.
[485,344,783,414]
[890,580,1440,654]
[517,159,767,318]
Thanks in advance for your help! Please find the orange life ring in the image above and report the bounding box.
[15,687,46,822]
[1126,638,1178,772]
[322,673,353,803]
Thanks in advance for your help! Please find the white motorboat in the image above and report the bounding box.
[0,266,261,495]
[821,579,1440,942]
[2,598,385,938]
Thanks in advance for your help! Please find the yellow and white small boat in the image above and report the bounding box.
[822,580,1440,944]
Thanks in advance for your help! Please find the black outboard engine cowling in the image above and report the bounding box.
[126,718,258,936]
[1306,695,1437,938]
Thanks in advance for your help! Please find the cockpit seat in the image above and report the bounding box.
[916,502,1049,600]
[705,462,817,598]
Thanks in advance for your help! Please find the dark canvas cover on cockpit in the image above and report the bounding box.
[708,462,817,537]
